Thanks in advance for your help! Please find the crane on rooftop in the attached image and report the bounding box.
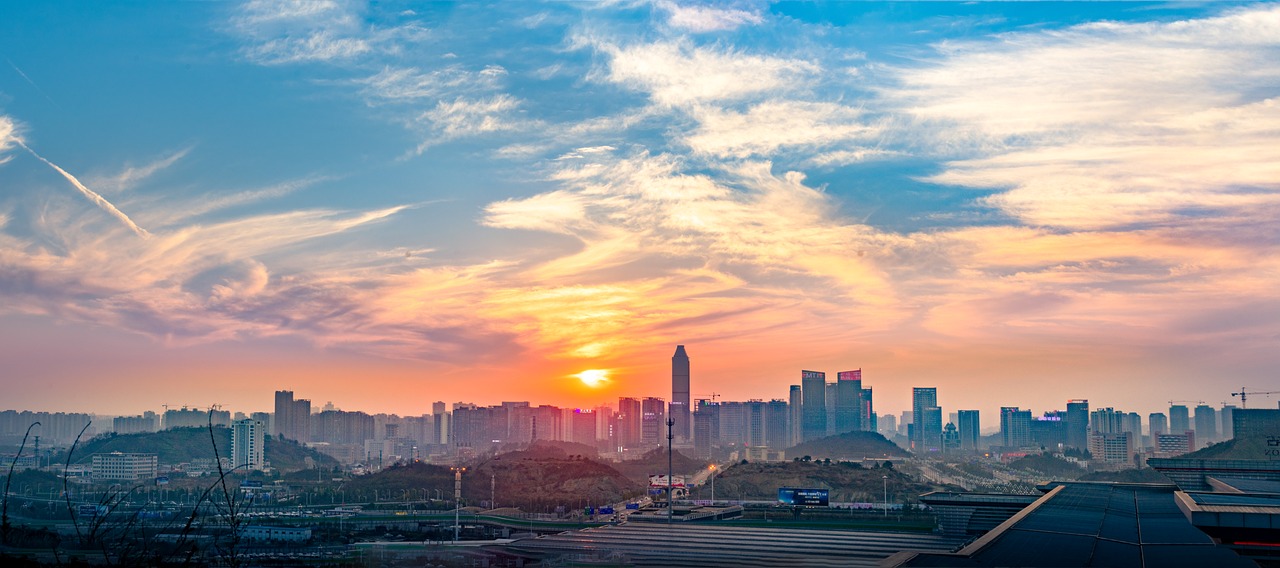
[1231,387,1280,409]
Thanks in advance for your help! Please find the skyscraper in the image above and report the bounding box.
[641,397,666,448]
[834,370,863,434]
[958,410,980,451]
[1194,404,1217,447]
[1170,404,1190,434]
[273,390,311,443]
[788,385,803,446]
[912,388,939,453]
[693,399,720,459]
[1149,412,1168,439]
[801,371,827,441]
[617,397,642,450]
[1000,407,1033,448]
[671,345,691,441]
[1066,399,1089,450]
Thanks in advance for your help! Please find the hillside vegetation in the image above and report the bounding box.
[56,428,337,473]
[343,444,643,512]
[1007,453,1086,480]
[786,431,911,461]
[712,461,930,503]
[612,447,709,484]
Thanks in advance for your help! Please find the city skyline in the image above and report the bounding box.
[3,2,1280,417]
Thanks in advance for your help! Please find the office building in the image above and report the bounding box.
[1066,399,1089,450]
[1170,404,1191,434]
[912,388,940,453]
[957,410,980,451]
[671,345,691,442]
[1000,407,1033,448]
[1233,408,1280,440]
[1149,412,1168,439]
[618,397,642,450]
[231,418,266,471]
[1195,404,1217,447]
[801,370,827,441]
[788,385,803,446]
[641,397,666,448]
[1030,411,1067,450]
[834,370,863,434]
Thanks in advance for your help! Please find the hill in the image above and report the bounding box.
[55,428,337,473]
[712,461,932,503]
[343,445,644,512]
[1077,468,1171,483]
[1007,453,1086,480]
[612,447,709,485]
[786,431,911,462]
[1180,437,1280,461]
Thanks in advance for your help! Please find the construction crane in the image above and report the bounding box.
[694,393,720,402]
[1231,387,1280,409]
[1168,400,1204,406]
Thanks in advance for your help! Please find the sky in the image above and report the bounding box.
[2,1,1279,422]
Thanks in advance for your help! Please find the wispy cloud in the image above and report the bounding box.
[88,146,193,194]
[17,140,151,239]
[656,1,764,33]
[887,4,1280,230]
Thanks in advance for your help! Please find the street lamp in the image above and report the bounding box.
[709,465,717,506]
[882,475,888,518]
[451,467,466,543]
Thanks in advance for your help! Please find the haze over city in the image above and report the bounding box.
[3,1,1280,420]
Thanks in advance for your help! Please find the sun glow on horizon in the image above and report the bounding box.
[575,369,610,388]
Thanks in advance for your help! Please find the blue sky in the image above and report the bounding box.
[2,1,1278,419]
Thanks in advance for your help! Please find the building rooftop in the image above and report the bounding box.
[888,482,1255,567]
[504,523,965,567]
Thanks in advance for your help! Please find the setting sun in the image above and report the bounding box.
[575,369,610,388]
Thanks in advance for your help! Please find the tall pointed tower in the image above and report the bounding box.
[672,345,691,441]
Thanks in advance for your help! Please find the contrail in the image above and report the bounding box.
[18,140,151,238]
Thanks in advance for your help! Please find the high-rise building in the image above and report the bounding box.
[861,387,875,433]
[765,399,790,450]
[1000,407,1033,448]
[801,371,827,441]
[912,388,939,452]
[641,397,666,448]
[231,419,266,471]
[921,406,943,453]
[879,414,897,437]
[1194,404,1217,447]
[1066,400,1089,450]
[1170,405,1191,434]
[693,400,720,459]
[788,385,803,446]
[825,382,838,436]
[618,397,642,450]
[671,345,691,441]
[958,410,980,451]
[432,401,448,445]
[1031,411,1068,450]
[1149,412,1168,439]
[273,390,311,443]
[1220,405,1236,440]
[834,370,863,434]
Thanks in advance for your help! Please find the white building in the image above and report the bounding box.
[231,419,266,471]
[91,452,158,481]
[239,525,311,543]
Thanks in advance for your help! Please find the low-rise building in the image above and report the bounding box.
[91,452,158,481]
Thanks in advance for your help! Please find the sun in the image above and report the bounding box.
[575,369,610,388]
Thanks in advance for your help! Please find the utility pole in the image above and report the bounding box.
[667,417,675,525]
[491,474,496,509]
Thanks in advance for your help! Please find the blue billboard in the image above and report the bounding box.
[778,487,829,507]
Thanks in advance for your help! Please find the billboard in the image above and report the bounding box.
[648,474,686,488]
[778,487,829,507]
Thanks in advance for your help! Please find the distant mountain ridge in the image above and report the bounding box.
[58,427,338,473]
